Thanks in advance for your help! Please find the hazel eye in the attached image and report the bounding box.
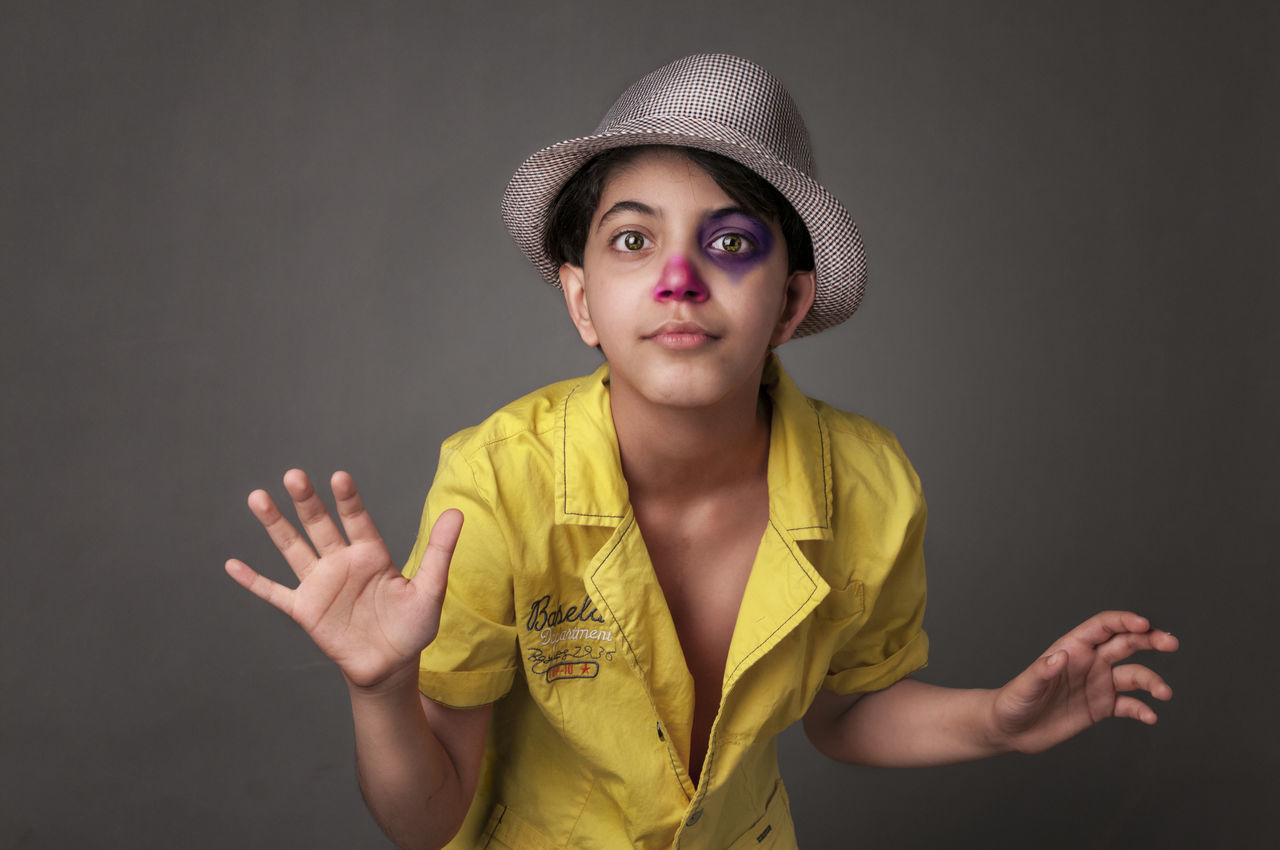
[700,213,771,267]
[614,231,648,252]
[718,234,744,253]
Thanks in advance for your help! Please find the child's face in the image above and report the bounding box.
[559,148,815,412]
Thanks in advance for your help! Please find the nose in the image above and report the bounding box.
[652,255,709,303]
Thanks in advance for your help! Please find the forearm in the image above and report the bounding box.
[806,679,1011,768]
[347,668,471,850]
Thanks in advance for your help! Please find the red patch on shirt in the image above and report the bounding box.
[546,661,599,682]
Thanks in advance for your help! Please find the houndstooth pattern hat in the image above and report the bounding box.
[501,53,868,337]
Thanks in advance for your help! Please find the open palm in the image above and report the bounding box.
[226,469,462,690]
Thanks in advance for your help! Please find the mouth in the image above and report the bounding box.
[644,321,719,350]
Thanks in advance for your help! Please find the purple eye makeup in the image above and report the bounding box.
[698,211,774,276]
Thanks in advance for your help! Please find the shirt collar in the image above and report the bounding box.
[762,354,833,541]
[554,355,832,539]
[555,363,629,527]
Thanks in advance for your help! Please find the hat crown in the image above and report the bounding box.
[595,53,814,175]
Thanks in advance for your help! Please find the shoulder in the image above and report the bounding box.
[766,357,923,523]
[440,370,599,461]
[809,396,920,481]
[814,399,908,453]
[794,398,928,602]
[424,372,601,531]
[808,399,926,525]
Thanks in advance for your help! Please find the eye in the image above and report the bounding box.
[699,212,773,268]
[718,234,744,253]
[612,231,649,252]
[707,231,756,257]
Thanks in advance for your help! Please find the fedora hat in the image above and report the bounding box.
[501,53,868,337]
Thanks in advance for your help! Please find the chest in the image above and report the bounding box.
[633,489,769,692]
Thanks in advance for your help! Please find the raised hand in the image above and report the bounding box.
[225,469,463,690]
[990,611,1179,754]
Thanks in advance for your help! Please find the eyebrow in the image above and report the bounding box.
[595,203,763,233]
[595,201,658,232]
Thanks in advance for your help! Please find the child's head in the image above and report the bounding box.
[502,53,869,338]
[553,145,818,408]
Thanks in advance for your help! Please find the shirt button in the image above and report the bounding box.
[685,809,703,826]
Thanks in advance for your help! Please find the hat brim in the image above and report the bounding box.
[500,118,867,338]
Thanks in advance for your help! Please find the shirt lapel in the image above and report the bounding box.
[586,511,698,790]
[722,521,829,692]
[722,356,834,708]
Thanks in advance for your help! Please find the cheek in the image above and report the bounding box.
[580,282,632,333]
[706,251,771,278]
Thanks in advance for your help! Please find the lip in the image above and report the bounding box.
[644,321,719,350]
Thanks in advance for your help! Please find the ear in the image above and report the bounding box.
[769,269,817,346]
[559,263,600,347]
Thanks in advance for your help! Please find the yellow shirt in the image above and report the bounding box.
[405,356,929,849]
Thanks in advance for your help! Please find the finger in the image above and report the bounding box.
[1055,611,1151,650]
[247,487,318,580]
[1096,628,1180,665]
[1114,695,1159,725]
[411,509,464,606]
[331,470,383,545]
[225,558,295,617]
[1113,664,1174,701]
[282,469,348,556]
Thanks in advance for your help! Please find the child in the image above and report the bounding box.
[226,54,1177,849]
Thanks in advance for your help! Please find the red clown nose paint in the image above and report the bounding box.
[652,255,709,303]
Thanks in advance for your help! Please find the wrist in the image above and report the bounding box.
[345,662,422,704]
[979,688,1020,756]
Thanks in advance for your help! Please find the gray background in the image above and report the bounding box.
[4,1,1276,847]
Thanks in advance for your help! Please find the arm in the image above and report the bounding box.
[804,611,1178,767]
[348,675,489,849]
[226,470,487,849]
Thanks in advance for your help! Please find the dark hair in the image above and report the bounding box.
[544,145,815,275]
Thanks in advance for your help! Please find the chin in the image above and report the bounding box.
[639,369,752,411]
[606,346,768,411]
[647,387,722,409]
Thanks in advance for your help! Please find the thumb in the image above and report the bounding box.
[1007,650,1066,705]
[1028,650,1067,696]
[412,508,464,611]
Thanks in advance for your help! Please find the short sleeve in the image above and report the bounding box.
[822,450,929,694]
[403,443,518,707]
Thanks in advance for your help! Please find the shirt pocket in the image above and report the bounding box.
[479,803,559,850]
[814,576,866,623]
[726,779,796,850]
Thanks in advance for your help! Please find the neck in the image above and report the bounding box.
[609,365,771,504]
